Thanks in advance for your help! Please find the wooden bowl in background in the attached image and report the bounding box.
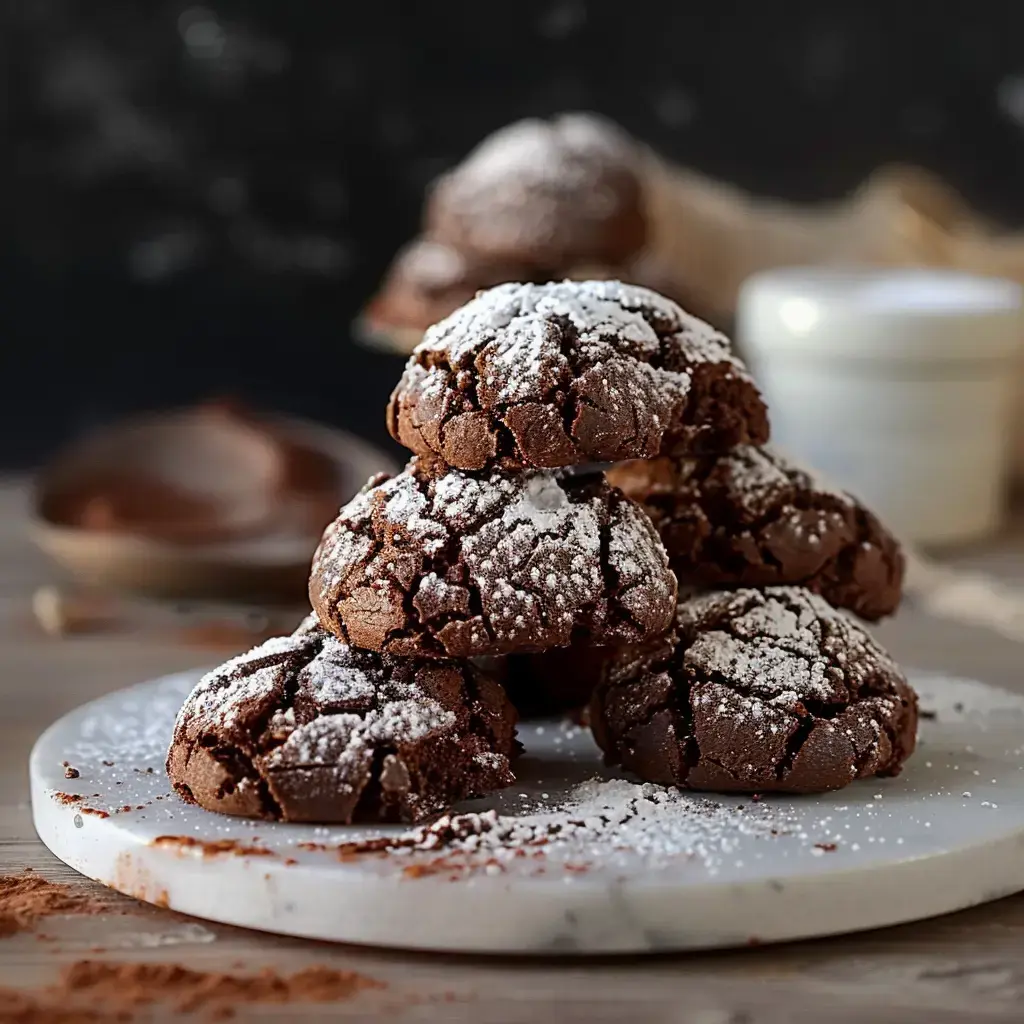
[31,409,399,602]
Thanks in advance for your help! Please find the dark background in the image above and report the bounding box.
[8,1,1024,467]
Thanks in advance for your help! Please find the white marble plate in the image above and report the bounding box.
[30,669,1024,954]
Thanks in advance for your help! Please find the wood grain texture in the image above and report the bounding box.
[2,479,1024,1021]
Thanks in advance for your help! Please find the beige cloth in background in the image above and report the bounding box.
[632,153,999,328]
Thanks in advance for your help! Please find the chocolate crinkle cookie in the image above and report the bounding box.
[309,457,677,659]
[424,113,646,269]
[590,587,917,794]
[387,280,769,471]
[166,624,518,824]
[363,239,543,346]
[607,445,903,620]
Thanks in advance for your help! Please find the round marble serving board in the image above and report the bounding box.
[30,669,1024,954]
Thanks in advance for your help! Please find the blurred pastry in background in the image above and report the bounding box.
[360,240,541,353]
[32,401,398,600]
[361,113,643,351]
[361,110,1024,352]
[424,113,646,268]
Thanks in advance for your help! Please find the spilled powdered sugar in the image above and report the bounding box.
[348,778,797,876]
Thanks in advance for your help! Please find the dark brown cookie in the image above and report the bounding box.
[607,445,903,620]
[387,280,769,471]
[166,624,517,824]
[503,647,609,717]
[424,113,646,268]
[590,587,917,794]
[362,239,544,352]
[309,457,677,659]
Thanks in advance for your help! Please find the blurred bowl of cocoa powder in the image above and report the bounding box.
[31,400,398,601]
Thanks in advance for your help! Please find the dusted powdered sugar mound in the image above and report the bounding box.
[310,458,677,660]
[591,586,918,794]
[335,778,802,877]
[166,624,518,825]
[608,444,903,621]
[387,280,769,471]
[424,113,646,267]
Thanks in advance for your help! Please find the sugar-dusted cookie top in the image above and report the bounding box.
[310,457,677,659]
[388,280,769,471]
[608,445,903,620]
[590,586,917,794]
[167,624,517,824]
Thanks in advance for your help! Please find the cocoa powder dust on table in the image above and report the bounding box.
[0,873,107,937]
[38,961,386,1021]
[0,987,117,1023]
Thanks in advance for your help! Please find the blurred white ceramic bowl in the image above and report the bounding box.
[738,267,1023,546]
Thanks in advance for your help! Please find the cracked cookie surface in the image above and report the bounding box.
[309,458,677,659]
[589,587,917,794]
[387,280,769,471]
[607,445,903,620]
[166,619,517,824]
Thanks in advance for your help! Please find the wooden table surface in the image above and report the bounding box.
[5,480,1024,1023]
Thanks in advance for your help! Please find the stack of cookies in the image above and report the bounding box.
[167,280,917,824]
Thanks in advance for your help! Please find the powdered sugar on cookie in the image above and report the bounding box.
[310,460,676,659]
[389,280,768,471]
[167,626,518,825]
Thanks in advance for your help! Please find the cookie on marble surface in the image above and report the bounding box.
[309,457,677,659]
[167,624,517,824]
[425,113,646,269]
[607,445,903,620]
[590,587,917,794]
[387,280,769,471]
